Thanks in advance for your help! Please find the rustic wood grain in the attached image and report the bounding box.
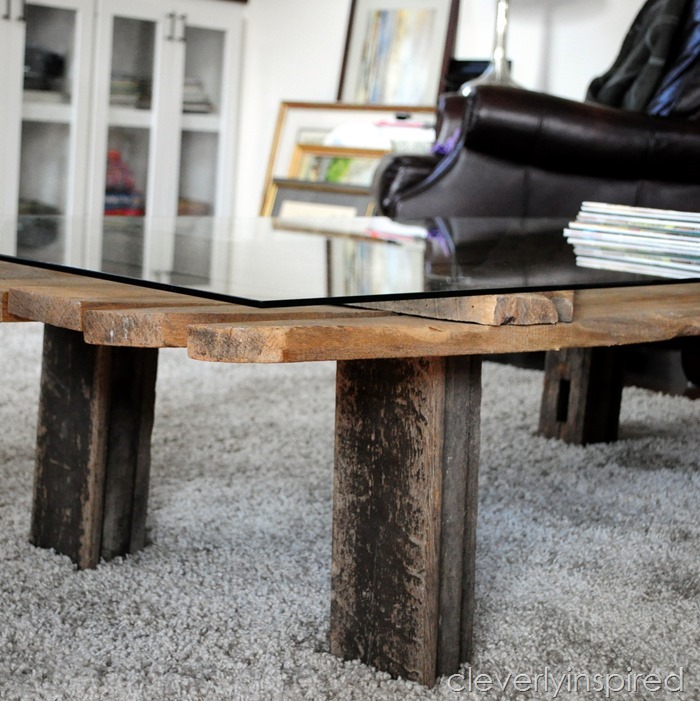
[187,283,700,363]
[30,325,158,569]
[352,290,574,325]
[681,338,700,386]
[331,356,482,687]
[0,260,72,280]
[82,304,388,347]
[31,325,111,569]
[100,346,158,559]
[436,356,482,676]
[0,264,79,321]
[538,348,624,444]
[7,282,215,331]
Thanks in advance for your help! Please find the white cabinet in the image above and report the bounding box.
[1,0,94,260]
[1,0,245,273]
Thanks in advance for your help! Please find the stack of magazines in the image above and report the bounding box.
[564,202,700,278]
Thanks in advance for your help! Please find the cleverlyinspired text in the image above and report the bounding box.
[446,667,685,698]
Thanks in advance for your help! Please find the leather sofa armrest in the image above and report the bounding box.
[372,153,441,215]
[465,85,700,183]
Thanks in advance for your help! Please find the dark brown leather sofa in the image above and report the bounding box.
[374,84,700,221]
[373,84,700,412]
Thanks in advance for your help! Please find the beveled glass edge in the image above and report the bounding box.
[3,251,699,309]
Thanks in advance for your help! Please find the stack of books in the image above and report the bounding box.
[564,202,700,279]
[182,78,213,113]
[110,74,151,109]
[110,74,142,107]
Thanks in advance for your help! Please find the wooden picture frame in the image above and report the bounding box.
[289,144,389,187]
[337,0,460,105]
[260,101,436,215]
[263,178,376,218]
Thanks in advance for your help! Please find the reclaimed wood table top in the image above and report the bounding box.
[2,260,699,362]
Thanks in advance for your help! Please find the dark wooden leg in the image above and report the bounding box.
[681,337,700,387]
[539,347,623,445]
[30,325,158,569]
[331,355,482,687]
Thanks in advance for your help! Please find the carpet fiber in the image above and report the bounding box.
[0,324,698,700]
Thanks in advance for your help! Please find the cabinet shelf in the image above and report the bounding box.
[108,105,153,129]
[181,112,221,133]
[22,100,73,124]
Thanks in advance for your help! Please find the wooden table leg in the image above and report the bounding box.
[331,355,482,687]
[538,347,623,444]
[30,325,158,569]
[681,337,700,387]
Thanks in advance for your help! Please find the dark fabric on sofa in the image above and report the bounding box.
[586,0,692,111]
[647,0,700,117]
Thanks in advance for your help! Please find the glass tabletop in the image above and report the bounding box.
[4,215,699,307]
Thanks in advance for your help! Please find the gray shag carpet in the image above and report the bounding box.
[0,323,699,700]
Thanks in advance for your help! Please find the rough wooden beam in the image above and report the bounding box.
[331,356,482,687]
[30,325,158,569]
[352,290,574,325]
[187,283,700,363]
[82,304,388,348]
[8,282,215,330]
[0,262,76,321]
[538,347,624,444]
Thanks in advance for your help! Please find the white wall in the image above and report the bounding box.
[234,0,352,216]
[444,0,644,97]
[233,0,645,216]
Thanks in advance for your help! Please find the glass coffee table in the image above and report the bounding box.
[2,215,699,687]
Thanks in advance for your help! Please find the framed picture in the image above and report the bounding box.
[337,0,460,105]
[289,144,388,187]
[260,101,436,214]
[263,178,376,217]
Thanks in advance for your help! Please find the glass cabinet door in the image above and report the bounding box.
[2,0,93,263]
[86,0,172,274]
[87,0,243,283]
[0,4,25,254]
[171,0,243,288]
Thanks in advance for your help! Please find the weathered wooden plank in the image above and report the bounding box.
[82,304,388,348]
[436,356,482,676]
[0,264,81,321]
[538,347,624,444]
[8,282,215,330]
[681,337,700,386]
[331,356,482,687]
[100,345,158,559]
[31,325,111,568]
[30,325,158,569]
[352,290,574,325]
[1,290,23,322]
[0,260,73,280]
[187,283,700,363]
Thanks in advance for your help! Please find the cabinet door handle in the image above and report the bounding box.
[166,11,177,41]
[178,13,187,42]
[3,0,11,20]
[17,0,26,21]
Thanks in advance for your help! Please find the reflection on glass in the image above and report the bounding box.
[101,217,144,277]
[7,216,698,308]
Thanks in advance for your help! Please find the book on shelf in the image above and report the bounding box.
[182,77,213,114]
[565,202,700,279]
